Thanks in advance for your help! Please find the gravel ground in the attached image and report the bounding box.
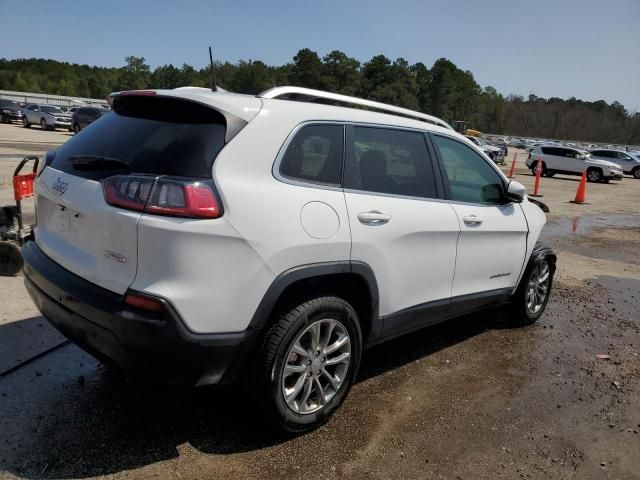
[1,123,639,479]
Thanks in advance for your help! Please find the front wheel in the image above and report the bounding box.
[254,296,362,433]
[587,168,602,183]
[23,117,30,128]
[40,119,48,131]
[506,251,555,326]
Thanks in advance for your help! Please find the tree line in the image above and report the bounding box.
[1,50,638,144]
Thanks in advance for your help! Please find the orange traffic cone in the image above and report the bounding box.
[572,170,587,204]
[530,158,543,197]
[508,152,517,178]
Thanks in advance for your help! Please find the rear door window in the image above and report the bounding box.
[50,96,228,180]
[344,126,438,199]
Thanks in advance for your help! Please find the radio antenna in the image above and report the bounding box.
[209,46,217,92]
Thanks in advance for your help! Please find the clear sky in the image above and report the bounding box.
[1,0,639,111]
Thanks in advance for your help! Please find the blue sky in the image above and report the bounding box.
[1,0,639,111]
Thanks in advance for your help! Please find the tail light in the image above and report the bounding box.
[101,175,222,219]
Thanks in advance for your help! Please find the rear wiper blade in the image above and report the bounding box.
[69,155,130,171]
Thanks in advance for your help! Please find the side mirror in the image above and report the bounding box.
[505,180,526,202]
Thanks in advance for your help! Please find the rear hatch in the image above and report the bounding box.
[34,94,235,294]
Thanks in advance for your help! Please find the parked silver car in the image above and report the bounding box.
[588,149,640,179]
[22,104,72,131]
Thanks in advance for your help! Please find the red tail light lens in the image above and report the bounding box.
[101,175,222,219]
[124,293,165,313]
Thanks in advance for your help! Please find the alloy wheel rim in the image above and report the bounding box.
[281,318,351,415]
[588,171,599,181]
[526,261,550,314]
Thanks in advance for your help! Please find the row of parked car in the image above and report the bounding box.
[0,98,109,133]
[524,145,640,181]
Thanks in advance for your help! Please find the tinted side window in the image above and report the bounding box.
[541,146,560,156]
[344,126,437,199]
[432,135,505,204]
[279,124,344,186]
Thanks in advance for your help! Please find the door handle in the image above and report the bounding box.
[357,211,391,225]
[462,214,483,225]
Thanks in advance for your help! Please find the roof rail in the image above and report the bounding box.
[258,86,453,131]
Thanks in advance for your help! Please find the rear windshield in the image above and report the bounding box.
[50,96,227,180]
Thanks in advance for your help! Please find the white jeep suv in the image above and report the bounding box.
[23,86,556,433]
[526,145,623,182]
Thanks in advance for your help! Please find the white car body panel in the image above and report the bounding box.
[34,167,140,294]
[449,202,528,297]
[130,215,275,333]
[344,192,459,316]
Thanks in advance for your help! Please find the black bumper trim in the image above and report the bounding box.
[22,241,257,386]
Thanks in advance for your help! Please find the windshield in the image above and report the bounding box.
[40,106,63,114]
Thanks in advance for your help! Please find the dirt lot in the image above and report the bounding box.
[1,123,639,479]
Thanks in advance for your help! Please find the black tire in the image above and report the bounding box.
[505,248,555,327]
[254,296,362,434]
[73,123,81,134]
[586,168,602,183]
[40,118,48,131]
[23,116,30,128]
[0,241,23,276]
[0,113,6,123]
[531,162,546,176]
[632,167,640,180]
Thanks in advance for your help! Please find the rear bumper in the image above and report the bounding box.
[22,241,258,386]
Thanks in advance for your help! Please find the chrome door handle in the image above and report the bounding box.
[357,211,391,225]
[463,214,483,225]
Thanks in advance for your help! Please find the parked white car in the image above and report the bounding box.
[588,149,640,179]
[22,104,72,131]
[526,145,623,182]
[23,86,556,433]
[464,135,505,163]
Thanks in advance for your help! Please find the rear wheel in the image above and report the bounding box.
[22,117,30,128]
[587,168,602,183]
[506,253,554,326]
[0,241,23,276]
[254,296,362,433]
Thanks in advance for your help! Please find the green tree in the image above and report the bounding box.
[290,48,323,89]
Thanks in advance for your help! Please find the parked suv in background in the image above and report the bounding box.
[588,149,640,179]
[71,107,110,133]
[22,104,73,131]
[0,98,25,124]
[23,86,556,433]
[526,145,623,182]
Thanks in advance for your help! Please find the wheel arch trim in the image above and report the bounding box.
[247,261,380,339]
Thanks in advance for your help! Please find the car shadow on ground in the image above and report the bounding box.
[0,308,514,479]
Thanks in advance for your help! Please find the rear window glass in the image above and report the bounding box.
[50,96,227,180]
